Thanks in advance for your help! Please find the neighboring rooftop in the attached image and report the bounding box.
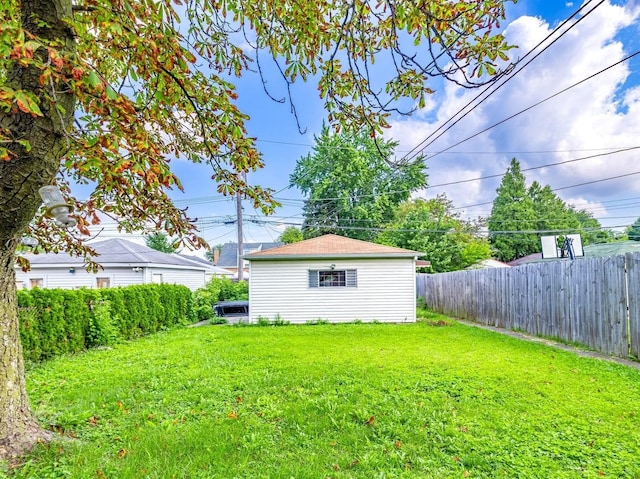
[22,238,208,269]
[217,241,283,267]
[508,241,640,266]
[583,241,640,257]
[245,234,422,260]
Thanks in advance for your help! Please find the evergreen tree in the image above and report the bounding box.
[628,217,640,241]
[487,159,538,262]
[528,182,579,234]
[489,160,616,261]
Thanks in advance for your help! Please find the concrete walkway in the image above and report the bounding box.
[456,319,640,371]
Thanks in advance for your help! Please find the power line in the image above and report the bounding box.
[271,146,640,205]
[397,0,605,165]
[241,217,626,235]
[425,48,640,163]
[402,146,640,191]
[454,169,640,211]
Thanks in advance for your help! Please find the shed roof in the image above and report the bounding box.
[245,234,422,260]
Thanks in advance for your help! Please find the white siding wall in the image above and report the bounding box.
[15,266,207,291]
[144,268,207,291]
[248,258,416,324]
[15,267,146,290]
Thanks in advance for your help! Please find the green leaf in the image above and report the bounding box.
[87,71,101,89]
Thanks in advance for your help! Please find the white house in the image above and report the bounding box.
[15,238,221,291]
[244,234,423,324]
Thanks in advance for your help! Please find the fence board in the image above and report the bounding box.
[627,253,640,358]
[415,253,640,361]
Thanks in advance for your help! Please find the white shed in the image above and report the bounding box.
[15,238,218,291]
[245,234,422,324]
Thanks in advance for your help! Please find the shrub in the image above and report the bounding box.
[17,284,193,362]
[192,277,247,322]
[87,300,121,347]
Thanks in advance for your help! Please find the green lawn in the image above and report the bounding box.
[9,315,640,478]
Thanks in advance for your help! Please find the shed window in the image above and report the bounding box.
[29,278,43,289]
[96,277,110,289]
[309,269,357,288]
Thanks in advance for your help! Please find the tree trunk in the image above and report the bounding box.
[0,0,75,459]
[0,242,53,459]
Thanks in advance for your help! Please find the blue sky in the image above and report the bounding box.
[93,1,640,253]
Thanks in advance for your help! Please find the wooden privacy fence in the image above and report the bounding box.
[417,252,640,360]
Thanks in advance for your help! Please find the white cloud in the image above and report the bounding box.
[387,0,640,228]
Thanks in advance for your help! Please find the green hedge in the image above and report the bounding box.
[18,284,193,363]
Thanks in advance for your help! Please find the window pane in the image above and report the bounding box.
[319,270,346,287]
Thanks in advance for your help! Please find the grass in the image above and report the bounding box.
[7,314,640,478]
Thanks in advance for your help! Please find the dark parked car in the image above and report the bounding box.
[213,300,249,317]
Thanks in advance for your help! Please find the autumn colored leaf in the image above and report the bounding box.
[13,91,43,116]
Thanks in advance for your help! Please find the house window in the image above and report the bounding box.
[29,278,43,289]
[96,277,110,289]
[152,273,163,284]
[309,269,357,288]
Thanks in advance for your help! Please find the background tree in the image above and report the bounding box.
[488,159,538,262]
[489,159,617,262]
[377,196,491,272]
[628,217,640,241]
[277,226,304,244]
[528,182,580,234]
[204,243,224,262]
[572,209,616,245]
[0,0,515,457]
[290,126,427,241]
[145,232,178,254]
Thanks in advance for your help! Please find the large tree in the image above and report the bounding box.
[528,182,580,234]
[0,0,515,457]
[291,126,427,241]
[489,159,616,261]
[377,196,491,272]
[488,159,538,262]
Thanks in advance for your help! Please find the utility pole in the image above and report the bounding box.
[236,172,245,281]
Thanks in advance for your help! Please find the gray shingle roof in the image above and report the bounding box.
[23,238,207,269]
[217,242,283,267]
